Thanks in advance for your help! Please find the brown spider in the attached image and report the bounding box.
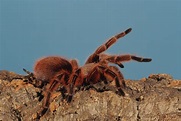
[25,28,152,119]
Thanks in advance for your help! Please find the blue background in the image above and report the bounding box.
[0,0,181,80]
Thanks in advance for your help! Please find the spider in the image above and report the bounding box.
[24,28,152,119]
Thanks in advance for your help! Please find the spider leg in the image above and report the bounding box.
[35,73,66,120]
[66,69,82,102]
[131,55,152,62]
[87,65,125,96]
[84,66,110,92]
[108,66,126,93]
[99,53,125,68]
[70,59,79,70]
[85,28,132,64]
[98,66,125,96]
[105,54,152,65]
[67,66,108,97]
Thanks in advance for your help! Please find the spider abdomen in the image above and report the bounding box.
[34,56,73,82]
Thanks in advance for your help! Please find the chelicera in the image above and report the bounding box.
[24,28,152,119]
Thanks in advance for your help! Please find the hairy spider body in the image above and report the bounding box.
[33,56,79,119]
[26,28,152,120]
[34,57,75,82]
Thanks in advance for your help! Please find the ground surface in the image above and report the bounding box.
[0,70,181,121]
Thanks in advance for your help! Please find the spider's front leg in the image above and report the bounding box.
[85,28,132,64]
[105,54,152,65]
[99,53,125,68]
[87,65,125,96]
[66,67,107,102]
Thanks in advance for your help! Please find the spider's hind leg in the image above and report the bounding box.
[35,73,67,119]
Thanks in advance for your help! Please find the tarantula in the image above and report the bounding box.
[24,28,152,119]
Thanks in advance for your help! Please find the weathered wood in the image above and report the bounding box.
[0,71,181,121]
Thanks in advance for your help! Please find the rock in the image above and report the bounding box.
[0,71,181,121]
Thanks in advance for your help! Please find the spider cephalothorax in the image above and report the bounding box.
[25,28,152,119]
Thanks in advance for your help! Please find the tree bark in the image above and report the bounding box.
[0,70,181,121]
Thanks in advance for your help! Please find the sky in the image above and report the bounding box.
[0,0,181,80]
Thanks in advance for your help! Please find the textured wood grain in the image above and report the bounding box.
[0,71,181,121]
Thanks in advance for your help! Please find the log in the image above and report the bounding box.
[0,70,181,121]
